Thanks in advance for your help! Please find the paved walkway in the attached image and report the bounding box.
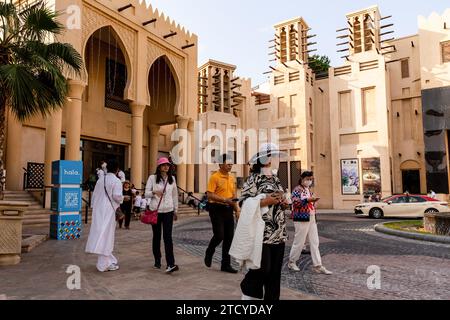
[0,217,316,300]
[174,213,450,300]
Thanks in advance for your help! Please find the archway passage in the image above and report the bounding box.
[402,170,420,194]
[84,26,130,113]
[83,26,131,182]
[400,160,421,194]
[148,56,178,125]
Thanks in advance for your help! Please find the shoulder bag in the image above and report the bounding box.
[141,177,169,225]
[103,175,125,221]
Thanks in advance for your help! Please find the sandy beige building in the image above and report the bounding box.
[3,2,450,212]
[6,0,198,206]
[251,6,450,209]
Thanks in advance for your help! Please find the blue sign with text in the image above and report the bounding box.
[52,161,83,185]
[51,187,82,213]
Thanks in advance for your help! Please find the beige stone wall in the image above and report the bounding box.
[5,0,198,192]
[418,9,450,90]
[198,112,244,194]
[313,79,333,209]
[329,52,392,209]
[387,35,427,195]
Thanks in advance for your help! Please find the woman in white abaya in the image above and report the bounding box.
[86,161,124,272]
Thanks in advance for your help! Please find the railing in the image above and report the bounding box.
[41,186,53,209]
[139,182,204,216]
[81,190,92,224]
[22,168,27,191]
[177,186,203,216]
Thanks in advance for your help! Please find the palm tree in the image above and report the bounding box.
[0,0,83,199]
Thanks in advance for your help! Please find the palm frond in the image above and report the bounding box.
[21,1,63,42]
[0,2,16,18]
[0,64,67,121]
[46,43,83,76]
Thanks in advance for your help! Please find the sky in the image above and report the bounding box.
[145,0,449,86]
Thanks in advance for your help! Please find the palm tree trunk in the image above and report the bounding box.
[0,100,6,200]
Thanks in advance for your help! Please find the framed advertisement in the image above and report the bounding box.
[341,159,360,195]
[362,158,382,196]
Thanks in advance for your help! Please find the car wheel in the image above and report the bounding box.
[369,208,384,219]
[425,208,439,214]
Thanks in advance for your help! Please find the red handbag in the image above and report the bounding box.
[141,178,168,225]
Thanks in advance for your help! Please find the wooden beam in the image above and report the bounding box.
[182,43,195,49]
[142,18,157,26]
[118,4,133,12]
[163,32,177,39]
[380,24,394,29]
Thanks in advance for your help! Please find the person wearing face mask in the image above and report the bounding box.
[288,171,332,275]
[236,143,290,301]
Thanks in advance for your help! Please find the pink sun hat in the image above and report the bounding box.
[157,157,171,167]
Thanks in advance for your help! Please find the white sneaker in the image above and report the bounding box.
[313,266,332,275]
[288,262,300,272]
[106,264,119,272]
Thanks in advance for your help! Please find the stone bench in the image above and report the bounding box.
[424,212,450,236]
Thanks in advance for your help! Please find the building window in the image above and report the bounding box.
[289,25,297,61]
[280,27,287,63]
[274,75,284,85]
[338,91,352,129]
[278,97,286,119]
[353,17,362,54]
[362,87,376,126]
[105,58,130,113]
[401,59,410,78]
[290,94,297,118]
[442,41,450,63]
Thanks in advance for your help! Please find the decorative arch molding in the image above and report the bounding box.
[400,160,421,171]
[82,3,137,101]
[146,39,185,115]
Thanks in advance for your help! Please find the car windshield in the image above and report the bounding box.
[381,196,394,202]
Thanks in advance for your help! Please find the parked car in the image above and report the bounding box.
[355,195,449,219]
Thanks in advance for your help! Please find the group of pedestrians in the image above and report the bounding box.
[86,157,179,274]
[85,143,332,301]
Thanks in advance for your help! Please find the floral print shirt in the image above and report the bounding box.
[292,186,316,215]
[240,173,288,244]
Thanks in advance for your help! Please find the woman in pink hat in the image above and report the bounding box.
[145,157,179,273]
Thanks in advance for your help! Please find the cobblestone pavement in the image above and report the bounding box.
[0,217,313,300]
[173,213,450,300]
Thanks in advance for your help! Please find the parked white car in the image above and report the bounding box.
[355,195,449,219]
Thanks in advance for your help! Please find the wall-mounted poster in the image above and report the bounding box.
[341,159,360,195]
[362,158,382,196]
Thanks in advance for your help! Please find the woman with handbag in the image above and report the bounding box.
[145,157,179,274]
[288,171,332,275]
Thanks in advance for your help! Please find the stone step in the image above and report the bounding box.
[3,193,36,198]
[23,218,50,225]
[3,190,30,194]
[24,209,53,214]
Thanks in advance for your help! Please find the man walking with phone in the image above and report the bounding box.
[204,154,240,274]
